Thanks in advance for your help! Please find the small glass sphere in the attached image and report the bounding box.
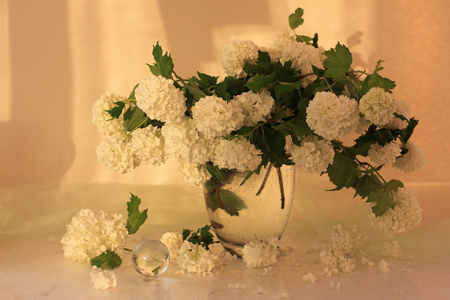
[132,239,170,277]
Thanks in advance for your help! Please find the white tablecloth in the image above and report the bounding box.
[1,178,449,300]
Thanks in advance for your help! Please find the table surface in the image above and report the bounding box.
[1,180,449,300]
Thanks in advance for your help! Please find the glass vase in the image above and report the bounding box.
[203,164,295,257]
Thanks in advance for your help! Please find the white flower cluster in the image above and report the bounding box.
[160,232,216,275]
[92,92,129,138]
[359,87,396,126]
[135,75,186,124]
[131,126,166,166]
[234,91,275,126]
[177,161,211,186]
[329,224,367,255]
[191,95,244,139]
[222,40,259,78]
[368,141,402,165]
[280,42,325,85]
[269,29,296,53]
[290,135,335,173]
[60,209,128,263]
[214,137,262,172]
[320,249,356,274]
[368,189,422,235]
[176,240,217,276]
[242,237,279,268]
[96,137,140,174]
[393,141,427,173]
[386,99,410,130]
[306,91,360,141]
[160,232,183,260]
[90,266,117,290]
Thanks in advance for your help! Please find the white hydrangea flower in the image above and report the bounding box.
[222,39,259,78]
[319,248,355,274]
[269,29,296,53]
[280,42,325,85]
[329,224,366,255]
[368,141,402,165]
[135,75,186,124]
[96,137,140,174]
[385,99,411,130]
[92,92,129,138]
[160,232,183,260]
[178,161,211,186]
[131,126,166,166]
[90,267,117,290]
[306,91,360,140]
[242,237,279,268]
[290,136,335,173]
[302,272,317,283]
[378,259,390,272]
[176,240,216,275]
[361,256,375,267]
[393,141,427,173]
[359,87,396,126]
[161,117,214,164]
[213,137,262,172]
[233,90,275,126]
[368,189,422,235]
[192,95,245,139]
[60,209,128,263]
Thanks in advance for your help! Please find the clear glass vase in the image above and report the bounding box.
[203,164,295,257]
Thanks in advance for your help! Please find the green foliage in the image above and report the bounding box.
[126,193,148,235]
[147,42,174,79]
[288,8,304,30]
[182,225,215,250]
[91,250,122,269]
[361,60,396,95]
[106,101,125,119]
[207,188,248,217]
[323,43,353,78]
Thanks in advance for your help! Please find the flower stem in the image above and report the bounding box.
[276,167,286,209]
[256,163,273,196]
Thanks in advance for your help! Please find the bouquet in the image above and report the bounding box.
[92,8,426,235]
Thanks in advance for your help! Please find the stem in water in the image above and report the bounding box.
[256,163,273,196]
[276,167,285,209]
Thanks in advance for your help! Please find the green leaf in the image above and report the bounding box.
[91,250,122,269]
[147,42,174,79]
[123,106,149,132]
[106,101,125,119]
[197,72,218,94]
[387,179,404,191]
[126,193,148,235]
[327,150,360,190]
[360,60,396,95]
[128,84,139,100]
[273,80,302,104]
[323,43,353,78]
[289,8,304,30]
[353,174,383,199]
[366,188,395,217]
[246,73,276,90]
[183,225,215,250]
[208,188,248,217]
[214,77,247,100]
[205,162,227,182]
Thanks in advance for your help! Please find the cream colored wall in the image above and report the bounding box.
[1,0,449,188]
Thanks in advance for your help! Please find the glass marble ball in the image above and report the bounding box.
[132,239,170,277]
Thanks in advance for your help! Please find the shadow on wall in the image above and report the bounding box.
[0,0,75,187]
[157,0,271,76]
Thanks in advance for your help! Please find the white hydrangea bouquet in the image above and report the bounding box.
[93,8,426,235]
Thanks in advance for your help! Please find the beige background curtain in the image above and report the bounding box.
[1,0,449,189]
